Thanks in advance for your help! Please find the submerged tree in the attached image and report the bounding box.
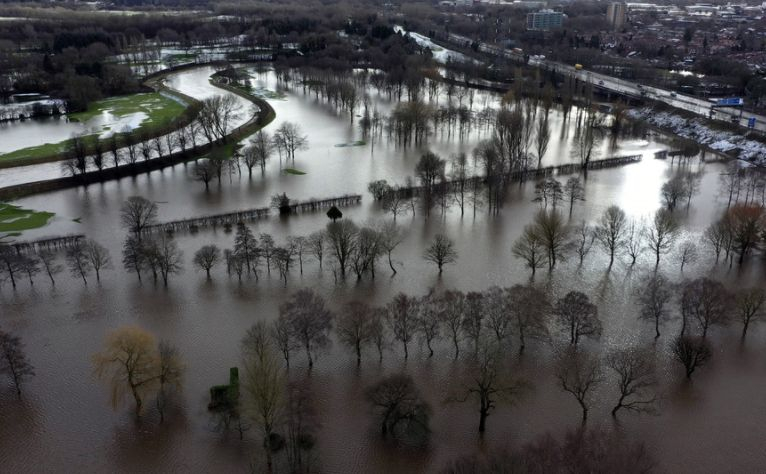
[0,329,35,398]
[555,348,603,424]
[120,196,158,240]
[241,322,285,473]
[635,274,674,339]
[448,345,523,435]
[366,373,430,444]
[605,347,657,417]
[671,335,712,380]
[423,234,457,274]
[92,326,159,418]
[193,244,221,279]
[336,301,376,365]
[280,289,333,369]
[554,291,602,346]
[735,287,765,340]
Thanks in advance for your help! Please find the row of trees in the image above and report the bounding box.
[193,121,307,190]
[513,205,683,275]
[0,238,111,289]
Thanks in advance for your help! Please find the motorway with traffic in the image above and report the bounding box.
[530,58,766,133]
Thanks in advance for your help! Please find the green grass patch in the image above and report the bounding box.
[283,168,306,175]
[0,203,54,233]
[0,92,187,165]
[69,92,184,126]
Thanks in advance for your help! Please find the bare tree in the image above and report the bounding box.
[438,290,466,359]
[336,301,376,365]
[366,373,430,443]
[449,152,471,215]
[272,315,299,369]
[120,196,158,239]
[193,244,221,279]
[273,122,308,161]
[148,234,184,287]
[38,250,62,286]
[386,293,419,359]
[193,159,217,191]
[554,291,602,346]
[677,240,699,272]
[244,130,273,176]
[595,205,627,267]
[307,230,326,270]
[645,209,678,267]
[623,219,645,266]
[682,278,732,338]
[18,255,40,286]
[483,287,511,344]
[448,345,523,435]
[533,178,563,211]
[534,113,550,169]
[85,239,111,282]
[241,322,284,472]
[415,293,441,357]
[198,95,242,142]
[512,225,546,276]
[281,289,333,369]
[555,348,603,423]
[661,174,688,211]
[532,209,569,270]
[671,335,712,380]
[565,223,591,267]
[0,246,22,289]
[155,340,184,423]
[508,284,550,354]
[735,287,765,340]
[66,238,92,285]
[326,219,358,278]
[423,234,458,274]
[462,292,486,357]
[563,177,586,216]
[635,274,674,339]
[0,329,34,398]
[377,220,403,275]
[704,218,732,263]
[122,235,146,282]
[606,347,657,417]
[92,326,159,418]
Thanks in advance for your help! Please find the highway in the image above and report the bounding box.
[529,58,766,133]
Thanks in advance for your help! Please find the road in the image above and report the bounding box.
[529,58,766,133]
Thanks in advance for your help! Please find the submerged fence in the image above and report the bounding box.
[7,234,84,254]
[145,194,362,234]
[385,154,643,199]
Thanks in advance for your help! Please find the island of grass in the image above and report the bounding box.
[0,92,189,168]
[283,168,306,175]
[0,202,54,233]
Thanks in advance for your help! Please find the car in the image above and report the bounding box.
[637,84,643,89]
[670,92,677,98]
[598,80,604,86]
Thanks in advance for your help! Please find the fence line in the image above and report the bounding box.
[385,154,643,199]
[7,234,85,254]
[146,194,362,233]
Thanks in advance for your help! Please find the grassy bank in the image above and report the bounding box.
[0,92,188,167]
[0,202,54,234]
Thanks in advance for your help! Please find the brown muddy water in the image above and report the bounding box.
[1,66,764,474]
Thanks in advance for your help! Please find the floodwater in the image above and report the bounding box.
[1,65,765,474]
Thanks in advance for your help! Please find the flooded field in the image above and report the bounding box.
[1,65,764,473]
